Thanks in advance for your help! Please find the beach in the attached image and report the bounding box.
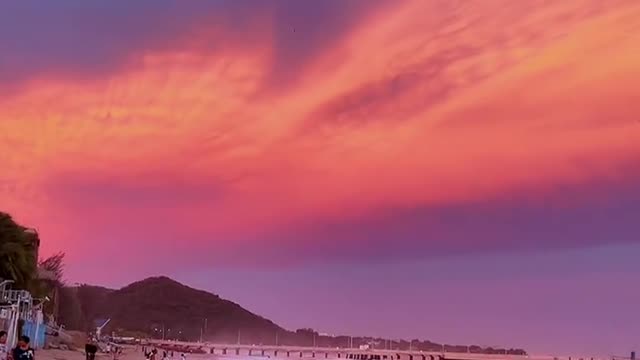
[37,348,224,360]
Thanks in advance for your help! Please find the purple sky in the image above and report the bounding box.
[1,0,640,356]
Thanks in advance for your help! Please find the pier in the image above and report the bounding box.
[143,341,536,360]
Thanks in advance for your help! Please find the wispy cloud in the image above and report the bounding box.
[1,0,639,273]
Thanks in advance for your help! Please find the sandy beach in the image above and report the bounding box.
[38,349,132,360]
[38,349,219,360]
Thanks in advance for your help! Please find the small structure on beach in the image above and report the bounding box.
[0,278,46,349]
[94,318,111,339]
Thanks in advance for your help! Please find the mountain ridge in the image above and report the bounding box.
[59,275,282,342]
[57,276,526,355]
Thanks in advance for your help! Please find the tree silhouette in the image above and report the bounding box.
[0,212,39,289]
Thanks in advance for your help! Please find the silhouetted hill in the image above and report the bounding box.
[58,276,526,355]
[59,276,281,342]
[110,276,281,340]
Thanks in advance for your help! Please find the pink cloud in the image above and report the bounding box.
[1,0,640,277]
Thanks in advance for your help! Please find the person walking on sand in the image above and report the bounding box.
[85,338,97,360]
[12,336,35,360]
[0,331,8,360]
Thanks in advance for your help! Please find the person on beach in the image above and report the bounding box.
[109,345,115,360]
[0,331,8,360]
[12,336,34,360]
[85,338,97,360]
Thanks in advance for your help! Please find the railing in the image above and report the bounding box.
[0,304,20,349]
[0,278,44,349]
[0,289,32,304]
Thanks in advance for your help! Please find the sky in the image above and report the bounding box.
[1,0,640,356]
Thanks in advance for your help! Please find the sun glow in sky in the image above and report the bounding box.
[1,0,640,355]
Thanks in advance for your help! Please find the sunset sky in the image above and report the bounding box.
[2,0,640,356]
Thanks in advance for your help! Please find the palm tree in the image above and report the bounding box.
[38,252,66,320]
[0,212,39,289]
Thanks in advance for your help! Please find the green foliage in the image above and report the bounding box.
[0,212,39,289]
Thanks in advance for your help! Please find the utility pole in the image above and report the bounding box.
[237,329,241,345]
[313,333,316,348]
[162,324,165,340]
[204,318,208,338]
[275,331,279,346]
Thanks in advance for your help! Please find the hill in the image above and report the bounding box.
[59,276,282,342]
[57,276,526,355]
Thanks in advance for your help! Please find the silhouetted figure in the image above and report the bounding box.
[85,340,98,360]
[1,331,8,360]
[12,336,35,360]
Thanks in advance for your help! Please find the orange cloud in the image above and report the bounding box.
[1,0,639,260]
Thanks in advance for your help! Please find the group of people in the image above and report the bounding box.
[142,347,187,360]
[106,343,123,359]
[85,339,123,360]
[0,332,35,360]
